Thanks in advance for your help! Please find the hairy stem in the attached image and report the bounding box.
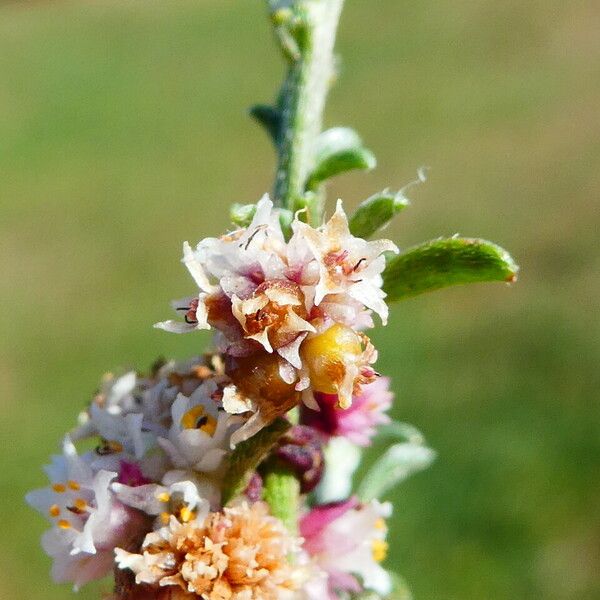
[262,460,301,535]
[271,0,345,218]
[260,0,345,530]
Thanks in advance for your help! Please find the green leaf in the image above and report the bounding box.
[349,168,427,238]
[230,202,257,227]
[249,104,282,146]
[376,421,428,445]
[221,417,291,505]
[349,190,409,239]
[383,237,519,302]
[307,127,376,190]
[357,442,436,502]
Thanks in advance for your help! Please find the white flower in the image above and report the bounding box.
[26,436,148,589]
[292,199,398,325]
[155,195,397,429]
[112,478,212,528]
[157,380,239,474]
[300,498,393,597]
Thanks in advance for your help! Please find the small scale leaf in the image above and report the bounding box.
[383,237,519,302]
[349,190,409,239]
[357,442,436,502]
[249,104,281,146]
[349,168,427,238]
[307,127,376,190]
[230,203,257,227]
[221,418,291,505]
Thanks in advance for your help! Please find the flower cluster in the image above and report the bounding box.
[27,198,400,599]
[156,197,397,443]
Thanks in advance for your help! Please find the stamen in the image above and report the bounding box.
[353,257,367,271]
[67,480,80,491]
[179,506,194,523]
[49,504,60,517]
[57,519,71,530]
[160,512,171,525]
[52,483,66,493]
[73,498,87,511]
[372,539,388,562]
[157,492,171,503]
[181,405,205,429]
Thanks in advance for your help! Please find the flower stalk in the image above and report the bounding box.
[262,0,345,529]
[270,0,345,219]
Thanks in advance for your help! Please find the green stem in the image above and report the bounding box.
[259,0,345,531]
[262,460,301,535]
[271,0,345,217]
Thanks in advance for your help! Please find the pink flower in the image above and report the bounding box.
[300,498,392,599]
[302,377,392,446]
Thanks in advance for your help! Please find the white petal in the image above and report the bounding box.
[182,241,216,292]
[111,482,164,515]
[153,320,196,334]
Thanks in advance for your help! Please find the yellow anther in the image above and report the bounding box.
[57,519,71,530]
[179,506,194,523]
[107,440,124,453]
[73,498,87,511]
[67,480,80,491]
[160,512,171,525]
[52,483,66,493]
[372,539,388,563]
[49,504,60,518]
[157,492,171,503]
[374,518,387,531]
[181,405,217,436]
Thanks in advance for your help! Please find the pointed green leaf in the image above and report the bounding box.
[357,442,436,502]
[349,190,409,239]
[221,417,291,505]
[349,168,427,238]
[307,127,376,190]
[383,237,519,302]
[376,421,427,445]
[249,104,282,145]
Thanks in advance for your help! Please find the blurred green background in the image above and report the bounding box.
[1,0,599,598]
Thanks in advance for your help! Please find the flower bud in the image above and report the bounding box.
[275,425,324,493]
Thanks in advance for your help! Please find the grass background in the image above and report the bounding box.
[1,0,599,598]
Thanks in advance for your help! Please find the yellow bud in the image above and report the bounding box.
[300,323,362,394]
